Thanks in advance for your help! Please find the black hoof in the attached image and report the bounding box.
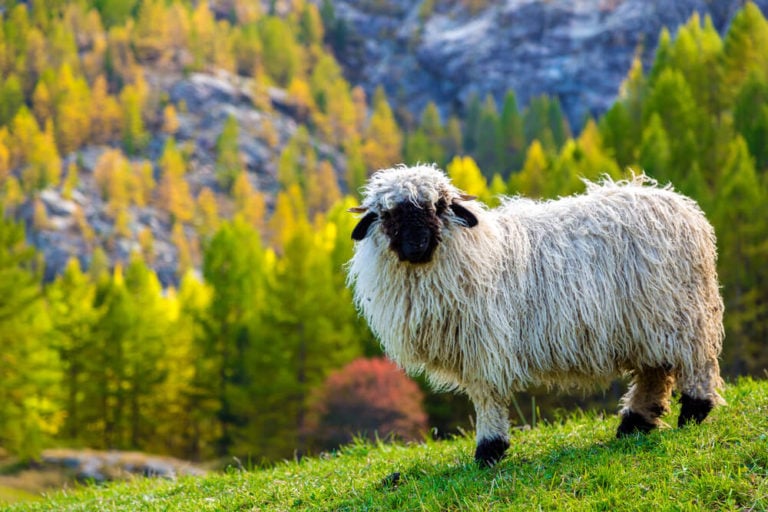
[678,394,713,427]
[616,411,657,438]
[474,437,509,467]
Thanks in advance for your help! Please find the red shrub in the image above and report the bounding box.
[305,357,428,451]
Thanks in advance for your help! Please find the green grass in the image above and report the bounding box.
[8,378,768,511]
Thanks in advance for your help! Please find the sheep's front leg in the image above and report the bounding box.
[467,385,510,466]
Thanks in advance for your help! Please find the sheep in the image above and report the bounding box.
[346,164,724,466]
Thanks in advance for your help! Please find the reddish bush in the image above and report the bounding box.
[305,357,428,451]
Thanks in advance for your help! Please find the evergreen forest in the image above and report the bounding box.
[0,0,766,466]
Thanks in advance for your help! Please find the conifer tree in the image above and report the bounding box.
[343,137,367,197]
[306,160,341,216]
[642,68,703,180]
[637,113,671,182]
[261,215,362,457]
[0,74,24,126]
[446,155,490,203]
[48,258,102,442]
[202,218,267,456]
[54,64,92,154]
[404,102,445,166]
[362,87,402,172]
[120,82,149,155]
[462,93,482,154]
[720,2,768,101]
[12,109,62,191]
[473,94,502,178]
[711,135,768,376]
[498,91,525,173]
[158,138,194,224]
[444,115,464,161]
[90,75,123,145]
[194,187,220,239]
[259,17,303,87]
[509,140,549,197]
[734,74,768,171]
[232,171,266,231]
[0,218,59,460]
[215,115,243,192]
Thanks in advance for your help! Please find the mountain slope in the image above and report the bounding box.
[328,0,768,128]
[10,378,768,511]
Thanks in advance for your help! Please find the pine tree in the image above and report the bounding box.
[720,2,768,102]
[298,2,324,47]
[599,103,634,169]
[0,74,24,126]
[215,115,243,192]
[231,171,266,231]
[498,90,525,174]
[162,104,180,135]
[642,68,703,182]
[362,87,403,172]
[462,93,482,154]
[306,160,341,216]
[94,0,138,27]
[261,215,363,458]
[194,187,220,239]
[259,17,303,87]
[0,218,60,460]
[120,82,149,155]
[444,115,464,161]
[509,140,549,198]
[12,110,62,191]
[93,148,132,219]
[54,64,92,154]
[90,75,123,145]
[132,0,172,63]
[637,113,671,182]
[158,138,194,224]
[711,135,768,376]
[734,74,768,171]
[201,218,267,456]
[187,1,216,71]
[446,155,490,203]
[343,137,367,197]
[47,258,103,442]
[472,94,502,178]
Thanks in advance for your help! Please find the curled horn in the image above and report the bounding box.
[347,206,368,213]
[458,194,477,201]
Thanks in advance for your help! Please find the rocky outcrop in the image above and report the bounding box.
[326,0,768,129]
[41,448,206,482]
[22,71,346,286]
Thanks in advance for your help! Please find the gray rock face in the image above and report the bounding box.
[326,0,768,129]
[22,70,346,286]
[41,448,206,483]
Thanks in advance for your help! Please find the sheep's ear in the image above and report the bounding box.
[450,202,478,228]
[351,212,379,240]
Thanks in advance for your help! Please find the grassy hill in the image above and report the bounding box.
[7,378,768,511]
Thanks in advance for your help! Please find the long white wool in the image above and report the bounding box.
[347,165,724,402]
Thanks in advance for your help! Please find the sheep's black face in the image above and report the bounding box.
[381,201,443,264]
[350,197,478,264]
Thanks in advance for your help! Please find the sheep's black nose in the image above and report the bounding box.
[401,234,431,263]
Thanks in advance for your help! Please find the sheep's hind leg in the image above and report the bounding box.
[616,367,674,437]
[677,357,723,428]
[467,385,510,466]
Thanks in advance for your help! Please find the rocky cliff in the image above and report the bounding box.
[326,0,768,129]
[25,70,346,285]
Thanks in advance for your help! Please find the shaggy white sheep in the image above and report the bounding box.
[346,164,724,466]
